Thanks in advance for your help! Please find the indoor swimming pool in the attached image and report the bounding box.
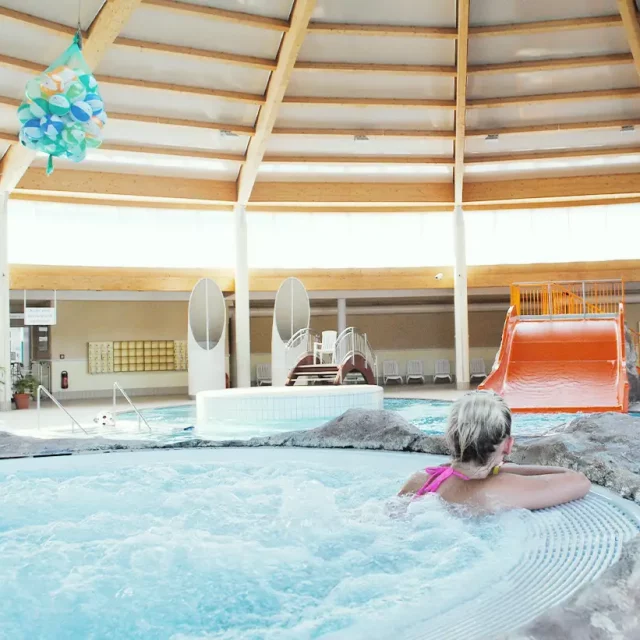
[118,397,577,441]
[0,448,637,640]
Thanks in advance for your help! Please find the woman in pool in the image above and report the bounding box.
[399,390,590,512]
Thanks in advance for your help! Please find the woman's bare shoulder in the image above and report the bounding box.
[398,470,428,496]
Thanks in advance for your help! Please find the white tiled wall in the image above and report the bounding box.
[199,388,383,423]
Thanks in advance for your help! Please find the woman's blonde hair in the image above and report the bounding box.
[446,390,512,466]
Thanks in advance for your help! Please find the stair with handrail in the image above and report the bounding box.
[36,385,88,434]
[113,382,152,432]
[285,327,377,386]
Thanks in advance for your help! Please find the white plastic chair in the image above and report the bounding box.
[434,359,453,383]
[383,360,403,384]
[406,360,425,384]
[470,358,487,383]
[314,330,337,363]
[256,363,272,386]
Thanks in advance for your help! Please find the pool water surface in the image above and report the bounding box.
[118,398,575,441]
[0,449,637,640]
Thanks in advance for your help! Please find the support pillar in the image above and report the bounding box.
[453,204,470,389]
[337,298,347,334]
[0,192,10,410]
[234,203,251,388]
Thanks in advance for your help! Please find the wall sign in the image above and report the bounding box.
[24,307,57,326]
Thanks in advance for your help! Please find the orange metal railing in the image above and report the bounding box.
[511,280,624,317]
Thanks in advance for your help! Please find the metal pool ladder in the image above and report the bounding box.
[36,385,88,434]
[112,382,152,432]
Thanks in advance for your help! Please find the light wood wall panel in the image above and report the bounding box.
[10,261,640,292]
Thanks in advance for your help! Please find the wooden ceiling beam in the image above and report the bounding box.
[0,93,255,136]
[9,264,236,293]
[0,6,76,36]
[15,168,236,203]
[454,0,469,206]
[466,145,640,165]
[0,56,265,105]
[107,112,255,136]
[0,0,144,192]
[11,260,640,293]
[470,15,622,37]
[237,0,318,205]
[100,143,244,163]
[282,96,456,108]
[469,53,633,75]
[96,74,264,104]
[465,173,640,204]
[468,87,640,109]
[306,22,457,38]
[617,0,640,80]
[113,37,277,71]
[140,0,289,31]
[249,181,454,205]
[294,61,456,76]
[261,154,454,165]
[467,119,640,137]
[271,127,455,139]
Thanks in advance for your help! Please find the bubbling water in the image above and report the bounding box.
[0,454,530,639]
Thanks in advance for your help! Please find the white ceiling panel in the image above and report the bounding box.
[466,98,640,130]
[0,0,103,29]
[0,141,10,162]
[32,151,241,180]
[103,119,249,154]
[470,0,618,25]
[276,104,455,130]
[0,67,33,102]
[184,0,294,19]
[466,128,640,154]
[468,65,639,99]
[0,103,19,135]
[257,164,452,182]
[469,27,629,65]
[97,47,270,95]
[287,70,454,100]
[465,157,640,181]
[313,0,456,27]
[267,134,453,156]
[100,84,260,126]
[0,20,70,68]
[299,34,455,65]
[121,6,283,59]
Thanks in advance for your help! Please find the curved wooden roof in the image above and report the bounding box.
[1,0,640,209]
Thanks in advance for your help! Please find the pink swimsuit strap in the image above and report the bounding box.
[414,466,470,497]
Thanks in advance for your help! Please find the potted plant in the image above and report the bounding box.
[13,375,38,410]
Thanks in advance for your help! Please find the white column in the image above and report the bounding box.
[453,204,470,389]
[337,298,347,334]
[0,192,10,410]
[234,203,251,387]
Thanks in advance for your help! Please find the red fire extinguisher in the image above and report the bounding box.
[61,370,69,390]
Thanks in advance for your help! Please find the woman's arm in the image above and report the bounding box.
[499,464,572,476]
[480,469,591,511]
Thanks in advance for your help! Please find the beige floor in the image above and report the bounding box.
[0,385,463,438]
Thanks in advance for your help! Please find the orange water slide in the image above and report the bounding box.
[479,305,629,413]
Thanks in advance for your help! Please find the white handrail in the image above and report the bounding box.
[285,327,320,369]
[334,327,377,383]
[113,382,152,432]
[37,385,87,434]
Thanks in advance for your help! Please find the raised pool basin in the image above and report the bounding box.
[0,448,637,640]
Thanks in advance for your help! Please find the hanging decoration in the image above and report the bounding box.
[16,31,107,175]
